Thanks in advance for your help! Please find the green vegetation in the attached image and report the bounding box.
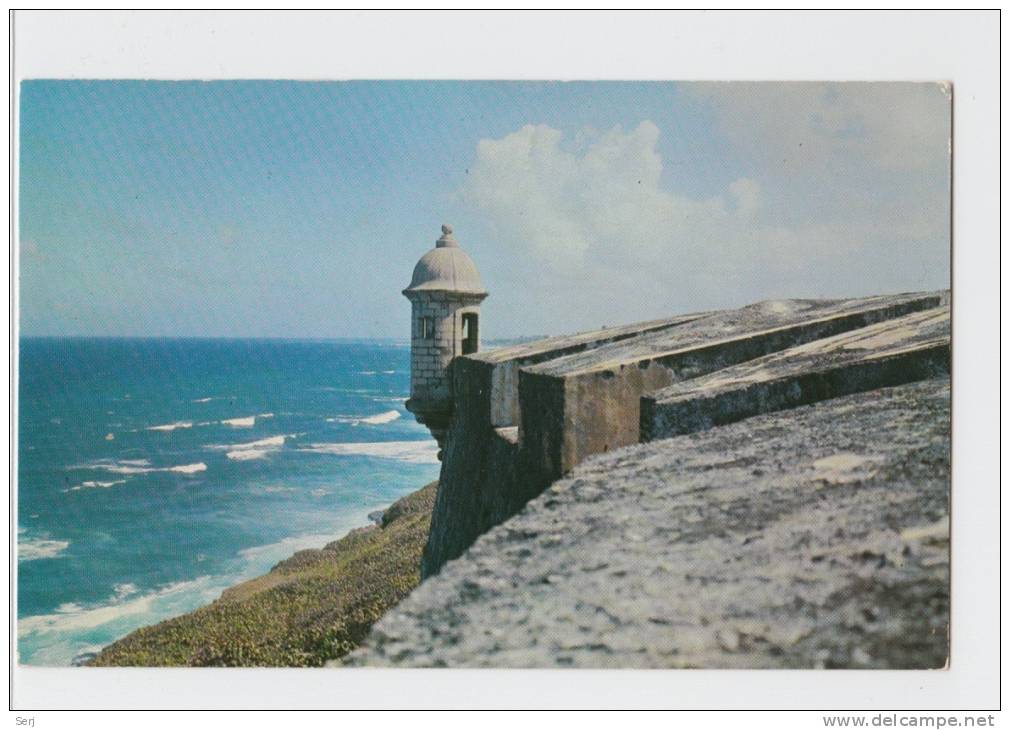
[89,481,438,667]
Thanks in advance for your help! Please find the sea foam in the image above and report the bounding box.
[297,440,439,464]
[19,521,364,665]
[19,536,70,561]
[208,434,289,461]
[146,413,274,431]
[169,462,208,474]
[373,395,410,403]
[146,421,194,432]
[225,449,263,461]
[69,479,127,491]
[217,413,273,428]
[78,458,206,476]
[220,416,255,428]
[18,575,217,643]
[360,410,400,425]
[326,409,401,426]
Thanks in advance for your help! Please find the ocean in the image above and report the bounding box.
[16,337,441,666]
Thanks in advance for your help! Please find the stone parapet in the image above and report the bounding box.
[643,306,950,440]
[519,291,945,478]
[422,290,949,579]
[349,377,950,669]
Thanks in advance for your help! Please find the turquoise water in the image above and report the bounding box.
[16,337,441,666]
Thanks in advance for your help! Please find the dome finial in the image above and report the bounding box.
[436,223,458,248]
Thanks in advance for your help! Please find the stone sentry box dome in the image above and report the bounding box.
[403,224,488,458]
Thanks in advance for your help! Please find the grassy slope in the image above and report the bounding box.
[90,481,438,667]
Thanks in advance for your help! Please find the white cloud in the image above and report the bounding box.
[459,104,949,335]
[462,121,756,272]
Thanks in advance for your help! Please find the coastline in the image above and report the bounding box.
[78,480,438,668]
[19,500,392,667]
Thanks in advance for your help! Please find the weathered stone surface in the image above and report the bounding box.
[349,378,949,668]
[643,306,950,440]
[420,313,702,577]
[404,225,488,454]
[524,292,945,379]
[404,224,487,296]
[423,291,946,578]
[421,354,523,577]
[520,292,945,478]
[473,313,703,429]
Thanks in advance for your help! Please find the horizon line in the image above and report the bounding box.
[16,334,543,343]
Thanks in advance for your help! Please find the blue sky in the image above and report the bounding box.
[19,81,950,338]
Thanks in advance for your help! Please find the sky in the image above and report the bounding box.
[18,81,951,339]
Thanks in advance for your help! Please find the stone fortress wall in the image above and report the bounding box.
[351,376,950,668]
[422,290,949,579]
[373,225,951,668]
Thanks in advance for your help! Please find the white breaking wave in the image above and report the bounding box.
[146,412,273,430]
[206,434,289,461]
[227,435,287,450]
[297,440,439,464]
[192,397,215,403]
[373,395,410,403]
[77,458,206,475]
[359,410,401,425]
[18,575,216,637]
[19,536,70,561]
[220,416,255,428]
[98,464,154,475]
[219,413,273,427]
[17,504,390,665]
[113,583,139,600]
[16,574,223,666]
[236,532,339,563]
[227,449,270,461]
[232,503,381,567]
[170,463,207,474]
[146,421,193,432]
[69,479,127,492]
[326,409,401,426]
